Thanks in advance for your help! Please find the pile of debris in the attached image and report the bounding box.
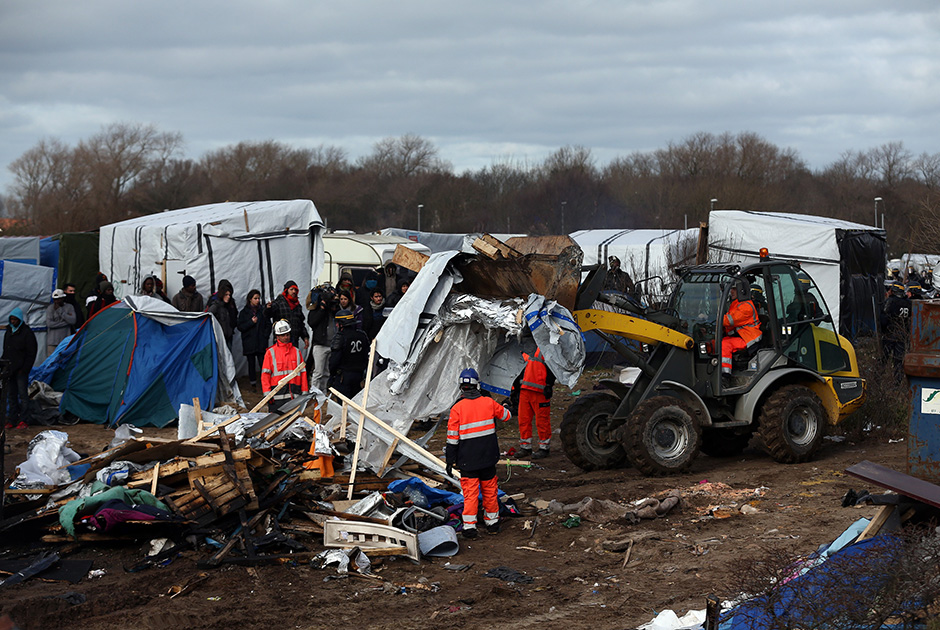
[1,380,501,585]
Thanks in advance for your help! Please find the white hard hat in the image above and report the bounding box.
[274,319,291,336]
[52,289,67,299]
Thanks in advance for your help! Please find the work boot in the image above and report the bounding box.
[485,521,501,535]
[516,447,532,458]
[531,448,550,460]
[462,527,478,540]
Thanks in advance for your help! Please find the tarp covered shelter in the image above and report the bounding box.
[0,236,41,265]
[100,200,326,305]
[0,260,56,365]
[708,211,887,338]
[32,296,240,428]
[40,232,101,304]
[568,228,698,298]
[379,228,526,254]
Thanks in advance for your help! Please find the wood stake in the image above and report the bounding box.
[150,462,160,495]
[183,414,242,445]
[249,362,306,413]
[347,340,378,500]
[192,398,204,435]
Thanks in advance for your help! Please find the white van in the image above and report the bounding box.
[319,233,431,288]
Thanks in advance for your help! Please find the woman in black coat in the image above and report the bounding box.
[237,289,272,389]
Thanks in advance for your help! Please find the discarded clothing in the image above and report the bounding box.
[59,482,168,536]
[483,566,534,584]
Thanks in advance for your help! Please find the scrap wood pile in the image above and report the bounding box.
[1,386,468,581]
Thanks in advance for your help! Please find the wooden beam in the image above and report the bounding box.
[249,362,306,413]
[183,414,242,445]
[150,462,160,495]
[391,244,429,273]
[329,388,457,481]
[858,504,894,541]
[347,339,377,500]
[193,398,204,435]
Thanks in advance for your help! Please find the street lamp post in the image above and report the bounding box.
[874,197,882,228]
[710,198,718,212]
[417,204,423,232]
[561,201,567,234]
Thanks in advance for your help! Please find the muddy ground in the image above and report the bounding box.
[1,372,909,630]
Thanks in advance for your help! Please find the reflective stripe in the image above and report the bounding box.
[538,437,551,447]
[521,380,543,389]
[519,437,532,448]
[483,512,499,526]
[462,515,477,526]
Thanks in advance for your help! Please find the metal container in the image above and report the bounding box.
[903,299,940,482]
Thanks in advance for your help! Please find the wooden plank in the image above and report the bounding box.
[377,438,400,477]
[183,414,242,445]
[193,397,204,436]
[3,487,55,495]
[845,460,940,509]
[193,448,252,467]
[249,362,306,413]
[330,388,457,480]
[150,462,160,495]
[347,339,377,500]
[857,505,895,541]
[391,244,429,273]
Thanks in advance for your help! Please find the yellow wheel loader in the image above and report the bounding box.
[561,257,866,476]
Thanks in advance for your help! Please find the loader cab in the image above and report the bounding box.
[671,260,853,394]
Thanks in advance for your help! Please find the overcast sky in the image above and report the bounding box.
[1,1,939,193]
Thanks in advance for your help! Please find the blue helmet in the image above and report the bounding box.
[459,368,479,387]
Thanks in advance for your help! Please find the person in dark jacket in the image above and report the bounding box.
[445,368,511,538]
[356,269,382,310]
[265,281,308,350]
[88,281,118,317]
[237,289,272,390]
[2,307,38,429]
[63,283,85,331]
[328,309,370,398]
[307,285,338,392]
[365,289,386,340]
[386,280,410,309]
[207,285,235,349]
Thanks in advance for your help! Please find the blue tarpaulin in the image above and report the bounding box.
[33,299,219,427]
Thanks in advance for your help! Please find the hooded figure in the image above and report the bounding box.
[2,306,38,428]
[88,281,118,317]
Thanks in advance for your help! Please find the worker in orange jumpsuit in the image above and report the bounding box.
[517,348,555,460]
[720,279,762,384]
[445,368,511,539]
[261,319,308,412]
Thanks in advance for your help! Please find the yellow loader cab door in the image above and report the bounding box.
[765,263,866,423]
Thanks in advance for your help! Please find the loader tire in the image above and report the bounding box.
[623,396,701,476]
[757,384,825,463]
[560,392,628,471]
[700,428,752,458]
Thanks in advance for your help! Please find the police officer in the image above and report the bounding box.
[881,283,911,378]
[328,309,370,398]
[445,368,511,539]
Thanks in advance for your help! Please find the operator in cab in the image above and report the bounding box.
[720,277,762,387]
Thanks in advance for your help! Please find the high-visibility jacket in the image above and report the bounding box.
[723,299,762,346]
[445,392,510,472]
[520,349,548,392]
[261,340,308,403]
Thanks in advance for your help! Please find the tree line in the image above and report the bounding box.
[3,122,939,255]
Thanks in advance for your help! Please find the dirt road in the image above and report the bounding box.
[1,382,908,630]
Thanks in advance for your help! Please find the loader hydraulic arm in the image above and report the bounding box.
[573,309,695,350]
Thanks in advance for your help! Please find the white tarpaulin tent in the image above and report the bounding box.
[379,228,526,254]
[708,210,887,338]
[569,228,698,298]
[0,259,55,365]
[100,200,325,305]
